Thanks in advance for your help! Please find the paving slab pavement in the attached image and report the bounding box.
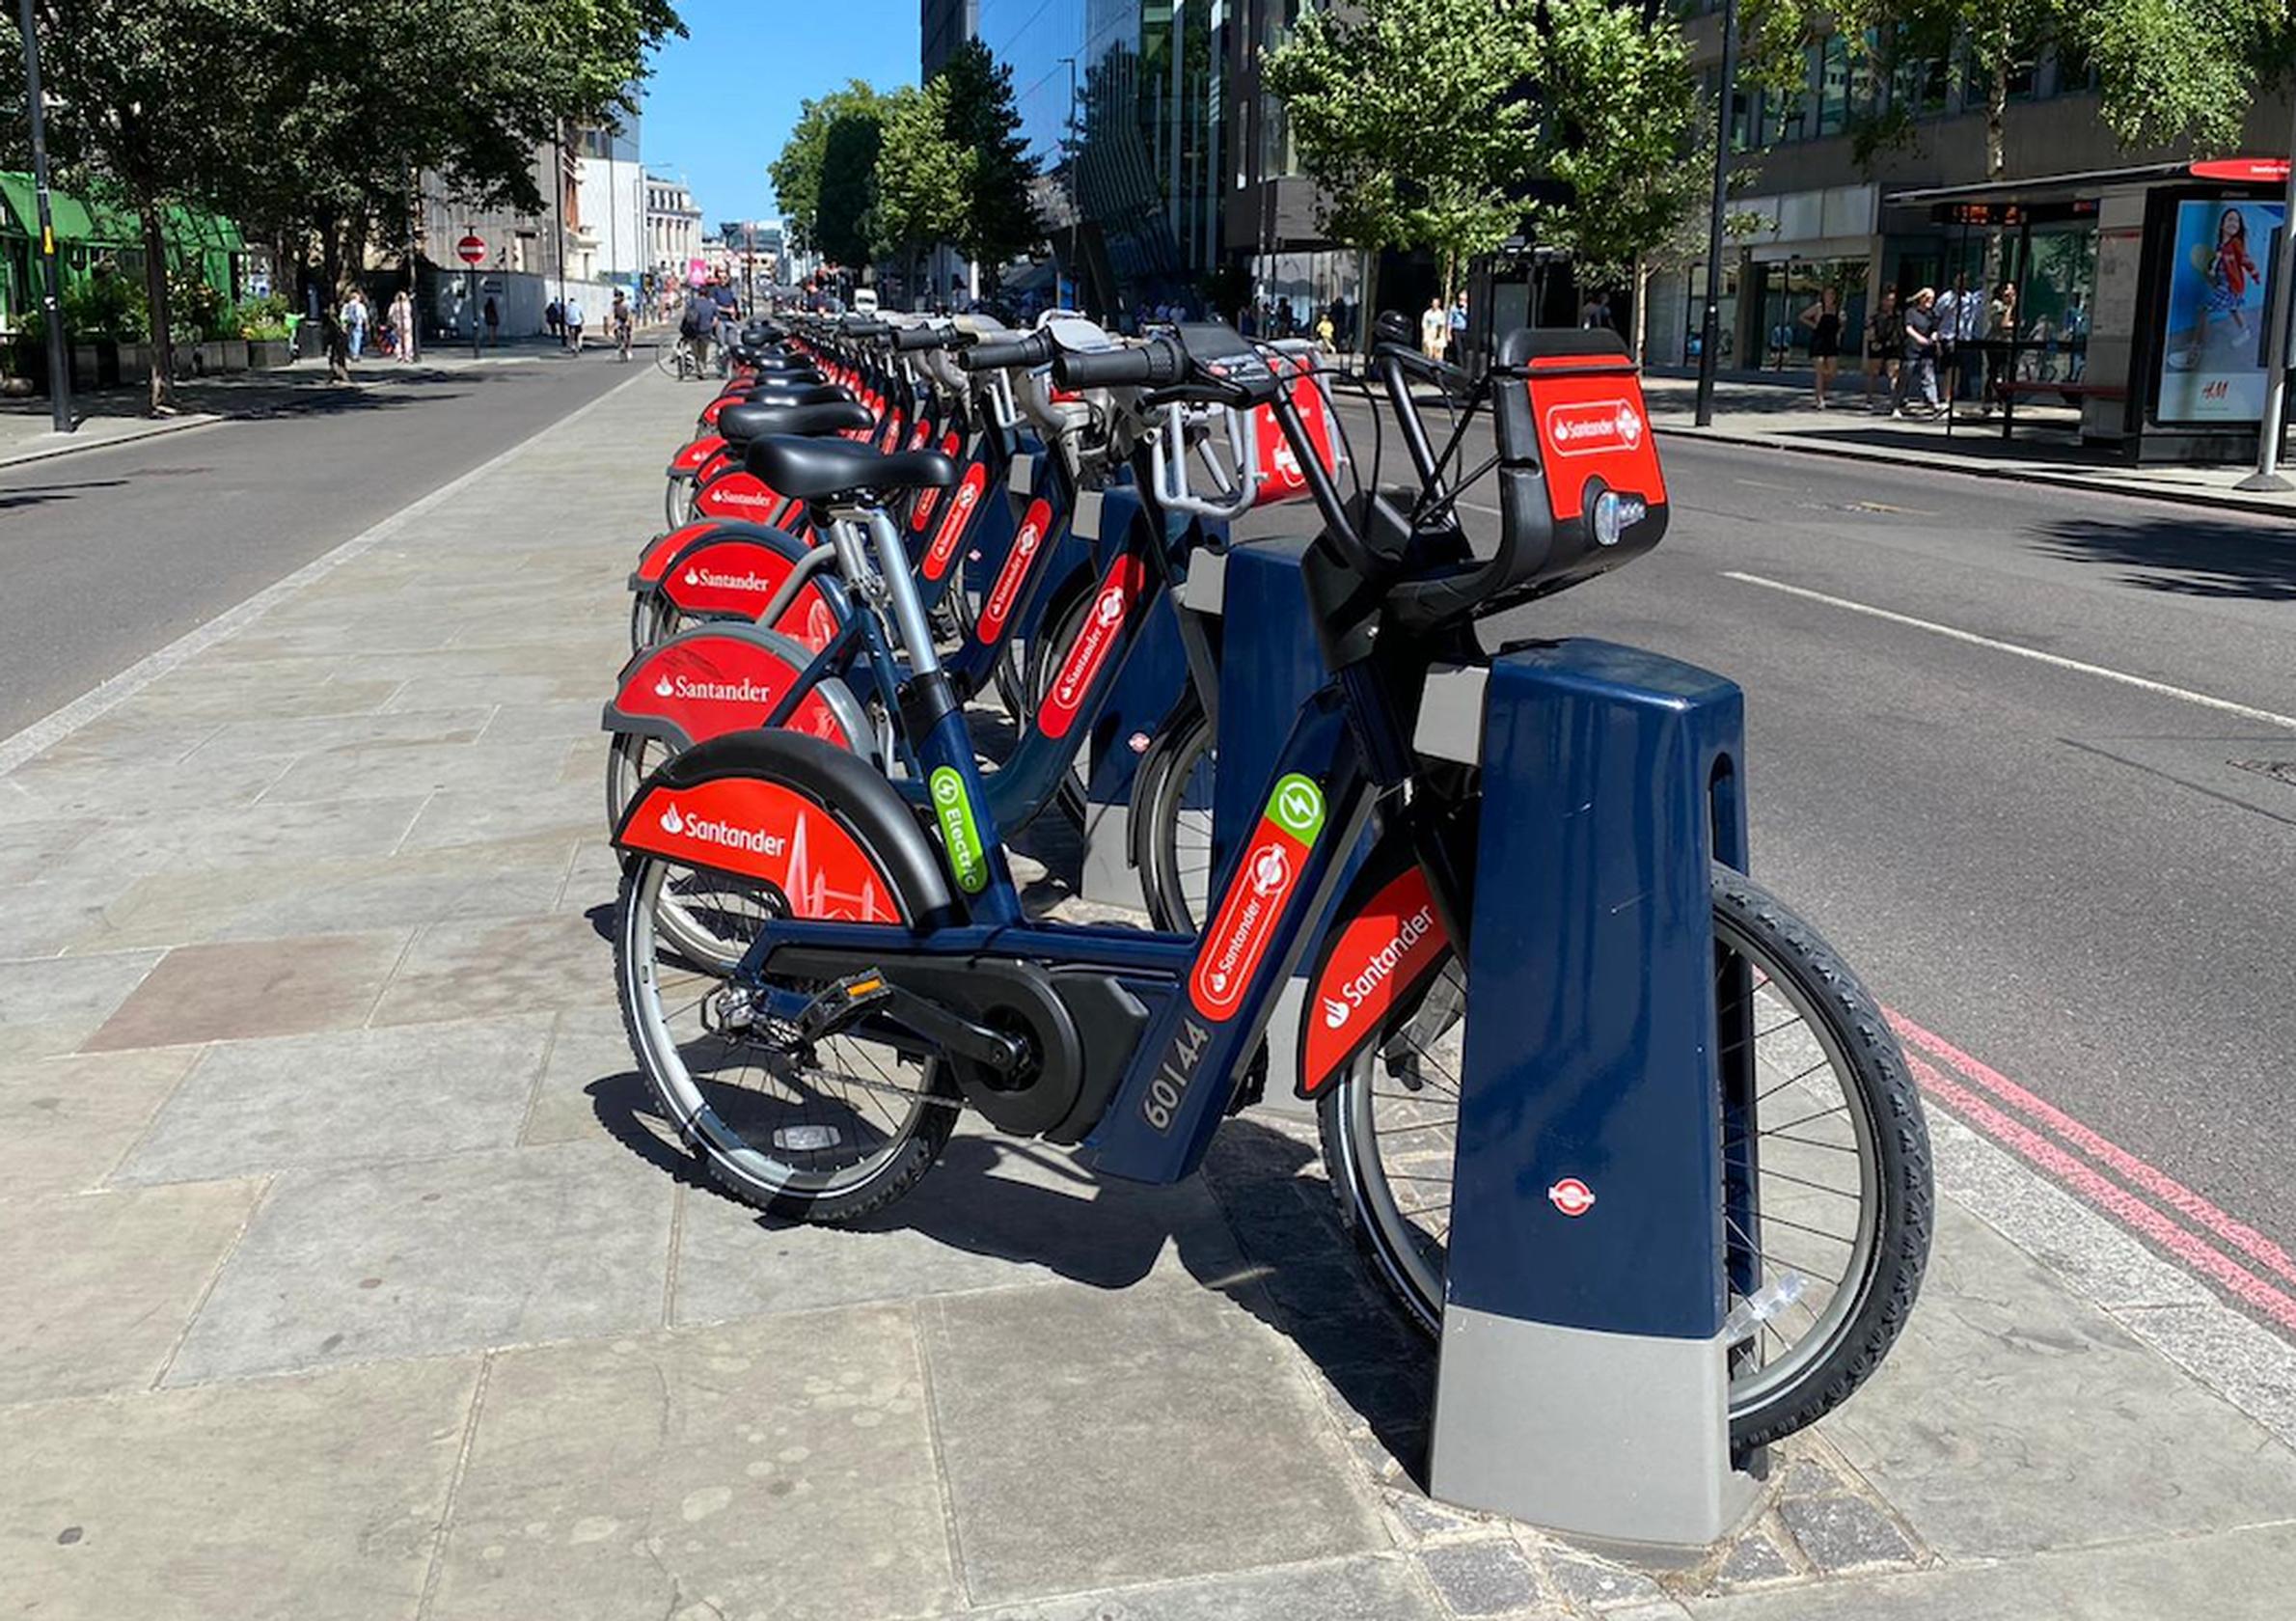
[4,367,2296,1618]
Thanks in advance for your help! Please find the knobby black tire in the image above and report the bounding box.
[1315,864,1932,1452]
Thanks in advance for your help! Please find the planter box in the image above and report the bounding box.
[219,338,249,371]
[248,338,291,370]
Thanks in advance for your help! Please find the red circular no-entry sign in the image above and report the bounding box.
[456,234,487,265]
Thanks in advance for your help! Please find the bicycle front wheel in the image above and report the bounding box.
[1316,865,1932,1450]
[615,854,959,1222]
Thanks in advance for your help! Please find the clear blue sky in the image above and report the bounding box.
[640,0,919,229]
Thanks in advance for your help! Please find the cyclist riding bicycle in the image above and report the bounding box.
[611,290,634,362]
[678,287,718,378]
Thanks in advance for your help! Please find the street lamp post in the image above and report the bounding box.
[2238,106,2296,493]
[17,0,74,434]
[1693,0,1740,426]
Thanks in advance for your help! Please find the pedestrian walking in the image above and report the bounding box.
[481,295,500,349]
[1894,287,1942,418]
[387,288,417,364]
[611,289,633,361]
[320,306,352,383]
[1863,288,1900,411]
[1418,296,1448,360]
[680,286,718,378]
[1799,286,1844,409]
[1447,292,1467,364]
[340,288,369,361]
[564,295,586,354]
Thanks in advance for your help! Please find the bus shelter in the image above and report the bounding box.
[1888,160,2292,463]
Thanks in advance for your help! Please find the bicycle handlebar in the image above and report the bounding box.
[891,323,960,353]
[1051,339,1184,391]
[958,331,1053,372]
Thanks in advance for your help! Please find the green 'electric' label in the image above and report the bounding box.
[929,767,989,893]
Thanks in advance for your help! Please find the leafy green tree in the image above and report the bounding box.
[1829,0,2289,179]
[930,41,1044,283]
[7,0,680,411]
[772,82,889,267]
[1535,0,1707,287]
[1263,0,1545,308]
[871,81,974,288]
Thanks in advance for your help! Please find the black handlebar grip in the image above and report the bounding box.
[1051,338,1183,391]
[891,324,952,353]
[841,318,890,340]
[957,330,1054,371]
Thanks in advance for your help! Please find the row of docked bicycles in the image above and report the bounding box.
[599,309,1931,1450]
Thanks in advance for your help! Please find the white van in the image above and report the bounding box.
[852,287,880,316]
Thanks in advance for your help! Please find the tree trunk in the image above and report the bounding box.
[1986,53,2008,180]
[138,204,177,415]
[1632,253,1651,367]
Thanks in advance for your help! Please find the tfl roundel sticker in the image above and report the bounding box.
[1547,1178,1597,1218]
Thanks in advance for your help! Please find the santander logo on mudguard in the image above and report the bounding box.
[621,777,898,922]
[974,498,1053,642]
[1039,555,1144,740]
[1298,865,1453,1098]
[670,435,725,474]
[1188,775,1327,1021]
[660,540,839,649]
[612,634,856,751]
[695,472,784,522]
[921,464,989,579]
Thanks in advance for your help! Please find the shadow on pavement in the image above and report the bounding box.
[2032,512,2296,601]
[581,1054,1435,1480]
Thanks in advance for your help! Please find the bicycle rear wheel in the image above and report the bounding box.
[1316,865,1931,1450]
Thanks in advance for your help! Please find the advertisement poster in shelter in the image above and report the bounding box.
[2157,199,2288,423]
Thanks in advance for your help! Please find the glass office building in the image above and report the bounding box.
[970,0,1227,313]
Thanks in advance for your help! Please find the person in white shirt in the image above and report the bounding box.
[563,297,586,354]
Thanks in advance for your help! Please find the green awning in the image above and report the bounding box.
[0,174,240,252]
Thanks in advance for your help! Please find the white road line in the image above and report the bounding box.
[0,367,652,781]
[1721,569,2296,732]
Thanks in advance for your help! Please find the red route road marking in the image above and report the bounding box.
[1906,1054,2296,1333]
[1888,1008,2296,1290]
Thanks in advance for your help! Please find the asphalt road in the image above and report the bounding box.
[0,354,634,738]
[1490,436,2296,1258]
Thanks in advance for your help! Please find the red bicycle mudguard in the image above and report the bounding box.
[1295,857,1455,1100]
[606,627,866,755]
[655,536,840,649]
[617,774,903,923]
[667,434,725,477]
[693,469,793,526]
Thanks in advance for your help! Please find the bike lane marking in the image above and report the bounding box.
[1720,570,2296,731]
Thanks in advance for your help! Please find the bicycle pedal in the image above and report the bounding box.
[795,971,896,1044]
